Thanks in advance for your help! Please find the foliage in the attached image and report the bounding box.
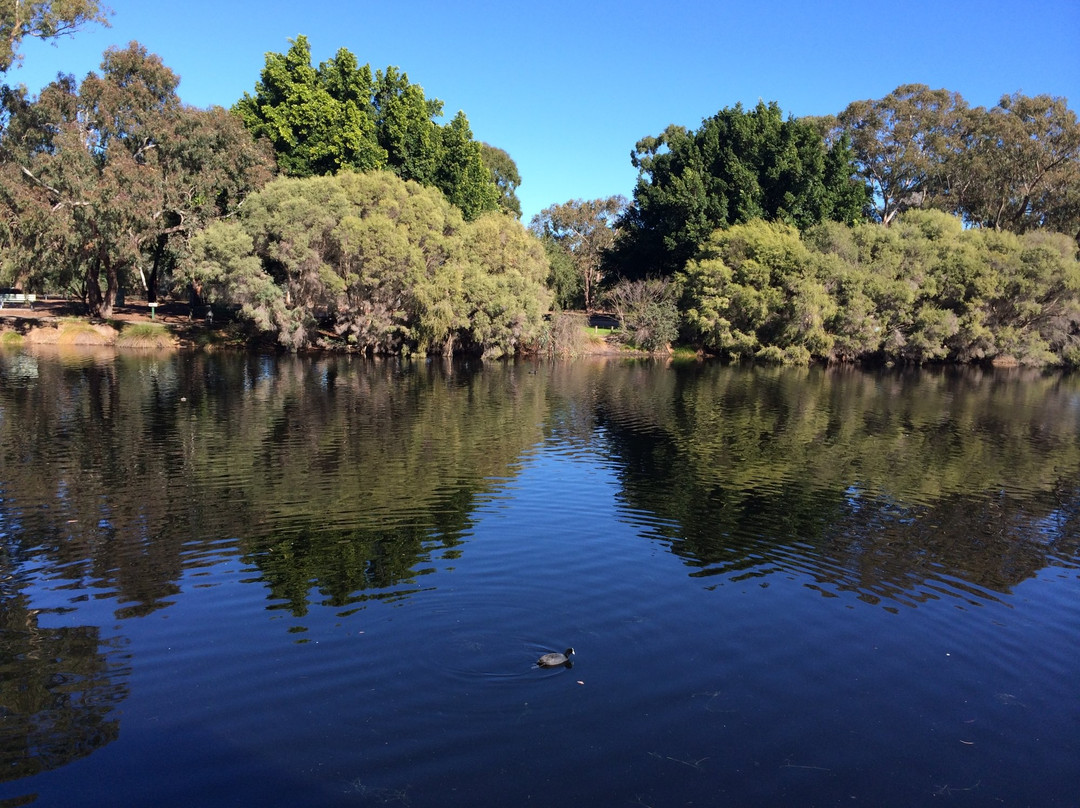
[954,93,1080,235]
[539,233,582,310]
[479,142,522,218]
[604,278,679,351]
[529,196,625,310]
[234,36,499,221]
[436,111,500,220]
[830,84,967,226]
[184,170,550,355]
[232,39,384,178]
[678,220,834,362]
[614,100,869,278]
[460,212,552,357]
[0,43,272,317]
[0,0,108,72]
[833,85,1080,237]
[538,311,590,356]
[678,212,1080,366]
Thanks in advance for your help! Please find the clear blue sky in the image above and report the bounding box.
[9,0,1080,223]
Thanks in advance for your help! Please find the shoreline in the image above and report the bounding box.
[0,301,656,358]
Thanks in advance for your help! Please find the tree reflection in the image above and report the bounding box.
[586,362,1080,604]
[0,350,548,618]
[0,590,127,782]
[1,349,1078,623]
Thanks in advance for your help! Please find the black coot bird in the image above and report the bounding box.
[537,648,575,668]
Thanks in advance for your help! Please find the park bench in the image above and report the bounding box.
[0,290,36,310]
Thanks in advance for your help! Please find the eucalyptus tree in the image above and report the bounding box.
[530,196,626,311]
[835,86,1080,238]
[835,84,967,225]
[0,42,272,315]
[954,93,1080,236]
[0,0,109,72]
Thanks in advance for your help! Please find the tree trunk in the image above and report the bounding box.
[86,249,119,318]
[86,255,104,316]
[148,234,167,303]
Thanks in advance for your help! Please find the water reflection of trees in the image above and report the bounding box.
[2,350,1079,624]
[0,590,127,782]
[582,362,1080,603]
[0,350,548,619]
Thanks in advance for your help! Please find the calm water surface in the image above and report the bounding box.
[0,349,1078,807]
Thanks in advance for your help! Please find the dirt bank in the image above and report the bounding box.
[0,299,212,348]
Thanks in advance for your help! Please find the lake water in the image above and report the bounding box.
[0,348,1078,807]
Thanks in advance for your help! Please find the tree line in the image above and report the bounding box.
[1,3,1078,363]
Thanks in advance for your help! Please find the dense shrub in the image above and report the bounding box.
[677,212,1080,366]
[184,171,550,355]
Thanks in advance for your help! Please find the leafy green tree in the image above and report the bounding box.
[530,196,625,311]
[237,40,500,221]
[834,85,1080,240]
[479,142,522,218]
[234,37,384,177]
[436,111,499,221]
[0,0,108,72]
[807,209,1080,365]
[0,43,272,315]
[540,233,582,310]
[617,101,868,277]
[678,219,834,363]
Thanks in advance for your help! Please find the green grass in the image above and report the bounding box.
[670,345,700,361]
[0,331,24,347]
[116,322,173,348]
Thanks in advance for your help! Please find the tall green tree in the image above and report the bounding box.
[953,93,1080,236]
[530,196,626,311]
[834,84,967,225]
[371,64,442,186]
[616,100,868,277]
[233,37,384,177]
[236,39,500,221]
[0,0,109,72]
[0,42,272,315]
[436,111,499,221]
[834,85,1080,239]
[479,142,522,218]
